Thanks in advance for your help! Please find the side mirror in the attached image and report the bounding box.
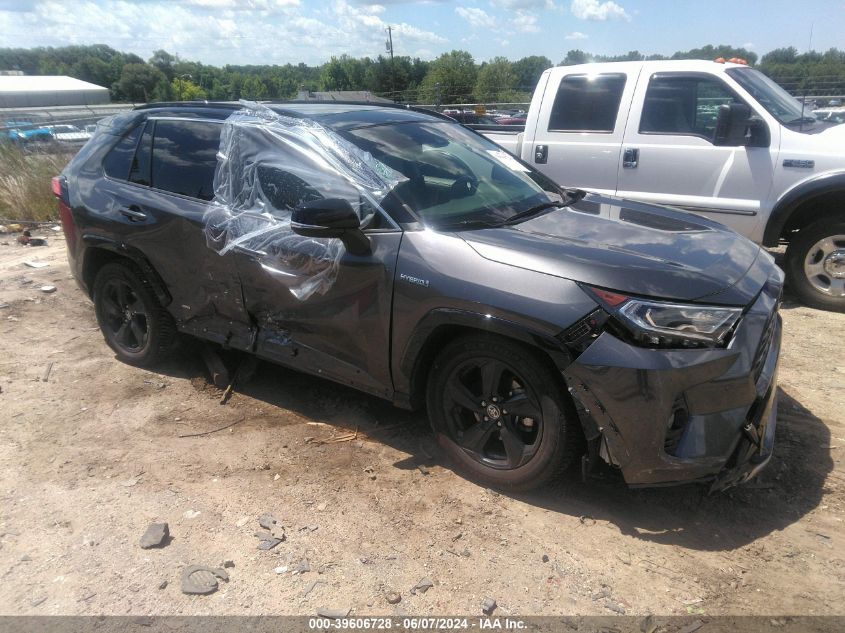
[291,198,370,256]
[714,103,769,147]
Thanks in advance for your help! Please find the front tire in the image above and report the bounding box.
[426,334,580,491]
[785,216,845,312]
[93,261,177,366]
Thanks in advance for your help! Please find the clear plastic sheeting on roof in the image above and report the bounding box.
[204,101,405,301]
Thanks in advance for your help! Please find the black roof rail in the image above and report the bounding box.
[132,99,455,122]
[133,101,240,111]
[266,99,456,122]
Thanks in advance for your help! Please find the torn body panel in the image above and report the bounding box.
[564,274,782,487]
[204,101,405,302]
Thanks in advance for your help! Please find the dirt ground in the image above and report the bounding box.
[0,231,843,619]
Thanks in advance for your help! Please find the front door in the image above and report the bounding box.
[616,71,776,237]
[221,163,402,398]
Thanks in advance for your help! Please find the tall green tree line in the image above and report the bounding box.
[1,43,843,105]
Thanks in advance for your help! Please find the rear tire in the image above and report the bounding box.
[785,216,845,313]
[93,261,177,367]
[425,334,580,491]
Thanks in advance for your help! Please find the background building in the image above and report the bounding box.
[0,75,110,108]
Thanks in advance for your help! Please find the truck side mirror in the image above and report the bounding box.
[714,103,769,147]
[291,198,371,256]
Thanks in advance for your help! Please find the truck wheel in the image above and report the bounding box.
[93,261,177,366]
[785,216,845,312]
[426,334,579,491]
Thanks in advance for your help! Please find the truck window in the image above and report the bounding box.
[548,74,626,133]
[151,119,222,201]
[640,75,740,140]
[103,124,142,180]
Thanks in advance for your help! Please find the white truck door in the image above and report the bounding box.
[616,70,775,238]
[529,69,638,195]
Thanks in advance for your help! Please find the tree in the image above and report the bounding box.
[474,57,518,102]
[561,49,590,66]
[319,56,353,91]
[149,49,177,81]
[419,50,477,104]
[117,63,166,103]
[512,56,553,91]
[171,76,205,100]
[241,75,267,100]
[672,44,757,65]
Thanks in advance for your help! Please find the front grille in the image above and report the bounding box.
[663,406,690,456]
[558,309,607,354]
[751,309,777,382]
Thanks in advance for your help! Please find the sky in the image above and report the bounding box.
[0,0,843,67]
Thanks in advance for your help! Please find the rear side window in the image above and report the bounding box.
[151,120,221,201]
[102,125,142,180]
[640,75,741,140]
[548,74,626,133]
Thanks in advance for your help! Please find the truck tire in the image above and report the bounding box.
[426,334,580,491]
[93,261,178,366]
[785,215,845,312]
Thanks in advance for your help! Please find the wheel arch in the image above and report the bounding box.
[81,235,172,307]
[398,308,573,410]
[764,172,845,247]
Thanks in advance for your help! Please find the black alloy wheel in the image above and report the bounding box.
[99,277,150,352]
[93,261,177,366]
[427,334,580,490]
[443,356,543,470]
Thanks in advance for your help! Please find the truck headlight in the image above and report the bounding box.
[585,286,742,348]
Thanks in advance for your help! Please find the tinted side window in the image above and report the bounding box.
[548,74,626,132]
[129,122,152,186]
[102,124,142,180]
[151,120,221,201]
[640,75,740,139]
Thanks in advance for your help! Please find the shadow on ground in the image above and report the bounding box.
[152,343,833,554]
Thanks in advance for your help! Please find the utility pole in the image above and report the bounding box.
[385,26,396,102]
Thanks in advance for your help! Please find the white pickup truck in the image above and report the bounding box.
[477,60,845,312]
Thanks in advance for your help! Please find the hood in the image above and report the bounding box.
[459,193,763,305]
[818,121,845,138]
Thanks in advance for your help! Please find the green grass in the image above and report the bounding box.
[0,143,71,222]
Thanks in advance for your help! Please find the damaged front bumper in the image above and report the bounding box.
[563,275,782,491]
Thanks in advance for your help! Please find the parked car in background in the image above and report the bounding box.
[493,116,527,125]
[3,120,53,145]
[46,124,92,145]
[813,108,845,125]
[53,100,782,492]
[475,60,845,312]
[442,110,500,125]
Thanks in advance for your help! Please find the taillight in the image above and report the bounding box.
[51,175,76,255]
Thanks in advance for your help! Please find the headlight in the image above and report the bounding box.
[585,286,742,348]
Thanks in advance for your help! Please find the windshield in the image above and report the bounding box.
[338,121,566,229]
[726,67,807,125]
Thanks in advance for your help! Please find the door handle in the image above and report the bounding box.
[119,205,147,222]
[534,144,548,164]
[623,148,639,169]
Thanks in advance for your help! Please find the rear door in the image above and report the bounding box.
[616,70,774,237]
[96,117,252,348]
[529,69,639,194]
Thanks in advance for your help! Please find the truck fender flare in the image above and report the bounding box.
[764,171,845,246]
[81,234,172,306]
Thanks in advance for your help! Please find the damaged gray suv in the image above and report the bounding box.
[53,101,782,492]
